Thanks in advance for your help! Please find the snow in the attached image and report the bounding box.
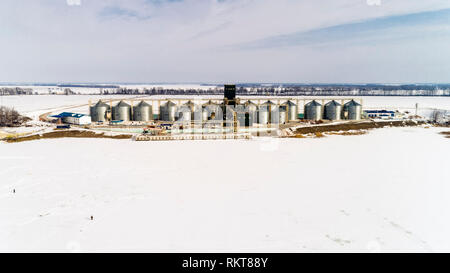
[1,126,449,252]
[0,84,220,95]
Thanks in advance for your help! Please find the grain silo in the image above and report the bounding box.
[159,101,177,121]
[133,100,153,121]
[282,100,298,121]
[257,103,270,124]
[304,100,322,121]
[324,100,342,121]
[259,101,279,124]
[90,100,110,122]
[233,104,254,127]
[202,100,221,121]
[244,100,258,123]
[278,106,287,124]
[343,100,362,120]
[112,100,131,121]
[179,100,201,122]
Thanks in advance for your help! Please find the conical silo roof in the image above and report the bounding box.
[306,100,322,106]
[325,100,341,106]
[93,100,110,108]
[163,101,176,107]
[262,100,276,106]
[115,100,130,107]
[202,100,218,106]
[135,100,151,107]
[344,99,361,106]
[184,100,196,106]
[282,100,297,106]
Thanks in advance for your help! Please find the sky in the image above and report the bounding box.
[1,0,450,84]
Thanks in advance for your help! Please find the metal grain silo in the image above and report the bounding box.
[343,100,362,120]
[133,100,153,121]
[244,101,258,120]
[112,100,131,121]
[259,101,279,124]
[282,100,298,121]
[235,108,254,127]
[304,100,322,121]
[90,100,110,122]
[257,103,269,124]
[202,100,221,121]
[178,102,192,122]
[278,105,287,124]
[324,100,342,121]
[159,101,177,121]
[178,100,201,122]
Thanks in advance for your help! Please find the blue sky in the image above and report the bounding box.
[1,0,450,83]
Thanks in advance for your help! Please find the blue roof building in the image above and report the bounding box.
[50,112,91,125]
[364,110,395,118]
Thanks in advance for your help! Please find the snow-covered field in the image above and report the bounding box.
[0,95,143,117]
[0,126,449,252]
[0,84,220,95]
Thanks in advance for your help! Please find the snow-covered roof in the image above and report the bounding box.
[51,112,86,118]
[364,110,395,114]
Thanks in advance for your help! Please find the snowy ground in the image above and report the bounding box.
[0,126,449,252]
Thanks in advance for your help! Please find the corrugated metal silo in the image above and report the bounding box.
[133,100,153,121]
[257,104,269,124]
[202,100,221,121]
[343,100,362,120]
[244,101,258,113]
[304,100,322,121]
[279,106,287,124]
[178,100,201,122]
[282,100,298,121]
[112,100,131,121]
[159,101,177,121]
[236,110,253,127]
[324,100,342,120]
[90,100,110,122]
[258,101,279,124]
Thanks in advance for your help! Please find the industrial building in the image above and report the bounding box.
[365,110,396,119]
[51,112,91,125]
[83,85,365,136]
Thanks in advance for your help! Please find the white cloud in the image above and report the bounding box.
[66,0,81,6]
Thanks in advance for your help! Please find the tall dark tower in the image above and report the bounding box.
[223,84,237,124]
[224,84,236,101]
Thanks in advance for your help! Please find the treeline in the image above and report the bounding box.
[0,87,34,96]
[0,106,30,127]
[2,84,450,96]
[106,86,450,96]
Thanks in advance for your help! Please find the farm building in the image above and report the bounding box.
[364,110,396,119]
[51,112,92,125]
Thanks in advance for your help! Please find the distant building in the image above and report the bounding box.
[364,110,395,119]
[51,112,91,125]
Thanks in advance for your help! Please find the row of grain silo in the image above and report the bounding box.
[90,99,362,123]
[304,99,362,121]
[159,100,301,125]
[90,100,153,122]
